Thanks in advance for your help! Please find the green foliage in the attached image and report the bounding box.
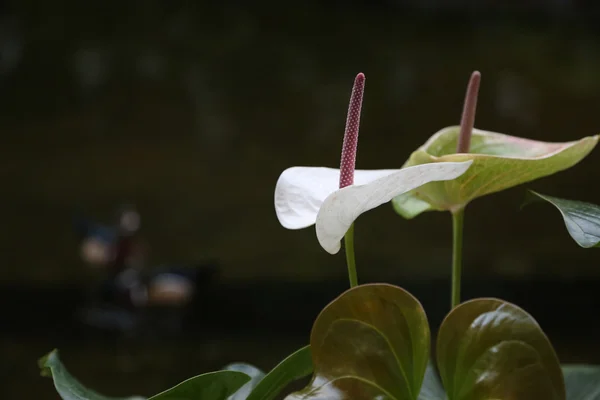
[224,363,265,400]
[246,346,313,400]
[223,346,313,400]
[39,349,145,400]
[146,372,250,400]
[39,349,249,400]
[288,285,567,400]
[39,347,313,400]
[437,299,564,400]
[392,127,598,218]
[285,284,430,400]
[524,191,600,248]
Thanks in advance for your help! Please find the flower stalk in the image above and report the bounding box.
[451,71,480,308]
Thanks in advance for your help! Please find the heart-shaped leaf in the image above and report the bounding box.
[39,349,146,400]
[562,365,600,400]
[523,191,600,248]
[225,363,266,400]
[392,127,598,219]
[246,345,313,400]
[436,298,565,400]
[285,283,430,400]
[40,349,251,400]
[417,362,446,400]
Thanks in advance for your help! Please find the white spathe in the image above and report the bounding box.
[275,167,398,230]
[275,160,473,253]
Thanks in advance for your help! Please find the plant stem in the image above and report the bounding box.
[451,208,465,308]
[450,71,479,308]
[344,223,358,288]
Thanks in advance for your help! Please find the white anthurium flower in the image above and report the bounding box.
[274,72,473,256]
[275,161,473,254]
[314,161,473,254]
[275,167,398,230]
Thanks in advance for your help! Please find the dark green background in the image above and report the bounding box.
[2,2,600,399]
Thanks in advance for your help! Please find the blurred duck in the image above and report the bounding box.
[144,263,218,306]
[73,212,117,268]
[73,205,219,334]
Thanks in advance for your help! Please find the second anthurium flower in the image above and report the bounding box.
[274,73,473,259]
[392,80,599,219]
[389,70,599,309]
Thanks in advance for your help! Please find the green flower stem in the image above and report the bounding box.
[450,72,478,308]
[344,223,358,288]
[451,207,465,308]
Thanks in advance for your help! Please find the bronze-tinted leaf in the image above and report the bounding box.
[437,298,565,400]
[285,284,430,400]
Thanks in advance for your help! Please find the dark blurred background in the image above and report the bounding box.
[2,1,600,398]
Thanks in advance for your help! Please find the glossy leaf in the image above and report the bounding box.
[524,191,600,248]
[285,283,430,400]
[148,371,251,400]
[225,363,266,400]
[247,345,313,400]
[392,126,598,219]
[417,362,446,400]
[437,298,565,400]
[562,365,600,400]
[39,349,145,400]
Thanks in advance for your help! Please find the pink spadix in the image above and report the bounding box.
[339,72,365,189]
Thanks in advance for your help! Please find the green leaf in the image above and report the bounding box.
[38,349,145,400]
[222,346,312,400]
[147,372,251,400]
[285,283,430,400]
[224,363,266,400]
[417,362,446,400]
[562,365,600,400]
[247,345,313,400]
[436,298,565,400]
[392,127,598,219]
[523,191,600,248]
[40,349,250,400]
